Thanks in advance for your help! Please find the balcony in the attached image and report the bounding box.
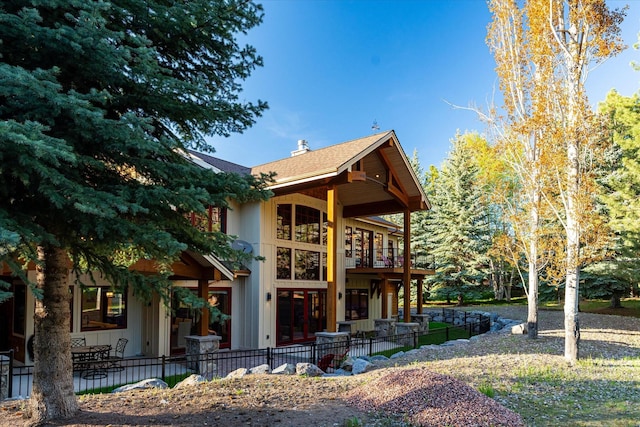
[345,248,435,272]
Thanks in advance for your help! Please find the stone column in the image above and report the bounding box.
[411,314,430,333]
[315,332,350,360]
[0,355,9,400]
[185,335,221,380]
[374,318,396,338]
[395,322,419,347]
[336,321,356,334]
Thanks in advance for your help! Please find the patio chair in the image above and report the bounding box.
[317,347,350,373]
[105,338,128,370]
[70,337,86,348]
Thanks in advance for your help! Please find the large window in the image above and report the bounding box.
[277,204,292,240]
[295,250,320,280]
[295,206,320,244]
[81,287,127,331]
[345,289,369,320]
[277,247,292,279]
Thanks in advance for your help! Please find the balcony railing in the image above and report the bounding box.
[345,248,434,270]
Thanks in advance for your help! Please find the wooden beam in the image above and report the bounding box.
[326,185,338,332]
[403,209,411,323]
[343,200,404,218]
[197,279,209,336]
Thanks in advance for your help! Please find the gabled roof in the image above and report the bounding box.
[187,130,430,218]
[251,130,430,217]
[251,132,386,184]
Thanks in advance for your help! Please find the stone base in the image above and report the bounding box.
[396,322,419,347]
[0,355,9,399]
[411,314,430,333]
[315,332,350,359]
[337,321,356,334]
[374,318,396,338]
[185,335,221,380]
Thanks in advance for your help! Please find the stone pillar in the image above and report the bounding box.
[336,321,356,334]
[411,314,430,333]
[395,322,419,347]
[185,335,221,380]
[374,318,396,338]
[0,355,9,400]
[315,332,350,359]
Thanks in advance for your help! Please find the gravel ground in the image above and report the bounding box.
[2,305,638,427]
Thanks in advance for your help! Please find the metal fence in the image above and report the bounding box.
[1,309,490,400]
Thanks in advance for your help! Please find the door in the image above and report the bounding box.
[276,289,326,346]
[354,228,373,268]
[208,288,231,349]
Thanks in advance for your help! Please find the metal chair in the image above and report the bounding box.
[105,338,128,370]
[70,337,86,348]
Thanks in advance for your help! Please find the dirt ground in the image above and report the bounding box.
[1,305,637,427]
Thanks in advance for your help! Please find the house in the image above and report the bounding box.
[0,130,432,362]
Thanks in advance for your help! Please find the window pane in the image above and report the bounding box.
[295,206,320,244]
[345,226,352,257]
[295,250,320,280]
[81,287,127,331]
[277,204,292,240]
[277,247,292,280]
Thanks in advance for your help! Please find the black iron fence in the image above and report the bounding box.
[1,309,489,400]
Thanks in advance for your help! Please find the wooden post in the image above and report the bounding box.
[198,278,209,336]
[326,186,338,332]
[403,209,411,323]
[417,277,423,315]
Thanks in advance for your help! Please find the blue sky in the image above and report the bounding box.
[208,0,640,170]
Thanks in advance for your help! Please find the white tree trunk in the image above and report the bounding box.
[26,245,79,423]
[564,141,581,364]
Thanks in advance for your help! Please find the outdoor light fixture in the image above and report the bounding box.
[338,292,343,300]
[266,292,272,301]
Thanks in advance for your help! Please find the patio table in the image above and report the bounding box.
[71,345,111,379]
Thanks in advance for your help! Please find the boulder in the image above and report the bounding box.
[272,363,296,375]
[112,378,168,393]
[249,364,271,375]
[225,368,249,379]
[296,363,325,377]
[173,374,207,389]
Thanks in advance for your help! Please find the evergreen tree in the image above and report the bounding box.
[593,90,640,306]
[0,1,270,422]
[425,134,491,304]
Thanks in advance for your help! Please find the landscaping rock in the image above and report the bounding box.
[173,374,206,389]
[296,363,324,377]
[112,378,168,393]
[352,358,374,375]
[225,368,249,379]
[272,363,296,375]
[249,363,271,374]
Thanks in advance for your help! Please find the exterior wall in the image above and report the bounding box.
[254,194,346,349]
[343,276,382,332]
[19,271,142,362]
[70,273,142,358]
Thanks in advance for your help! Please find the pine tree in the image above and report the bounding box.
[426,134,491,304]
[0,1,270,422]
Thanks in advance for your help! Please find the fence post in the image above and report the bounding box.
[413,331,418,349]
[311,343,316,364]
[267,347,272,368]
[368,337,373,357]
[161,355,166,381]
[7,349,14,399]
[446,326,449,341]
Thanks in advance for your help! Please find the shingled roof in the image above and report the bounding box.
[250,131,389,185]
